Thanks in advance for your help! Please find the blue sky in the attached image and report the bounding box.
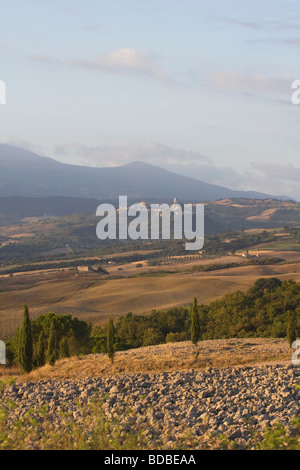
[1,0,300,199]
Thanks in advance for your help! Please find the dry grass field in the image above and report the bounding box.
[1,250,300,339]
[3,337,291,382]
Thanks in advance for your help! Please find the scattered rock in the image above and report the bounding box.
[1,364,299,449]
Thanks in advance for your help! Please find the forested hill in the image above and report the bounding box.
[5,277,300,364]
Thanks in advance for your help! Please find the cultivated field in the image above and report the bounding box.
[1,250,300,338]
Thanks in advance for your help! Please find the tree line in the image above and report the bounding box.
[5,277,300,373]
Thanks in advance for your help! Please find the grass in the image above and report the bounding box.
[0,398,299,450]
[254,416,300,450]
[2,337,290,383]
[0,401,159,450]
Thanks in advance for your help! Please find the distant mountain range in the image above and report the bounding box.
[0,143,292,203]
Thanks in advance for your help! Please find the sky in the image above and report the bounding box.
[1,0,300,199]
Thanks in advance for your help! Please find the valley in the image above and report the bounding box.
[1,245,300,339]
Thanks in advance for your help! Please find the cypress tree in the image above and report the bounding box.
[35,331,46,368]
[18,304,33,373]
[190,297,201,358]
[59,337,70,359]
[107,317,115,364]
[47,319,58,365]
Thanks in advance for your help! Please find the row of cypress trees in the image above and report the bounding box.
[16,302,201,372]
[16,296,298,373]
[17,305,116,373]
[17,304,70,373]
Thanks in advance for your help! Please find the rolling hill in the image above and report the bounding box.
[0,143,289,202]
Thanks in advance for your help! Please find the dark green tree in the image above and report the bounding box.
[18,304,33,373]
[190,297,201,358]
[107,317,115,363]
[47,319,59,365]
[59,337,70,359]
[35,331,46,368]
[142,327,164,346]
[287,312,297,347]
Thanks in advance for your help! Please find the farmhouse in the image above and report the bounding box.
[77,266,94,272]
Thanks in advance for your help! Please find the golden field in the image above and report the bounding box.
[2,337,291,382]
[1,250,300,338]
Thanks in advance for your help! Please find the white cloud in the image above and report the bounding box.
[251,161,300,183]
[30,48,170,80]
[210,71,291,96]
[53,141,210,168]
[4,137,47,155]
[52,140,299,199]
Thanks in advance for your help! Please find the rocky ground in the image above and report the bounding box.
[1,362,300,449]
